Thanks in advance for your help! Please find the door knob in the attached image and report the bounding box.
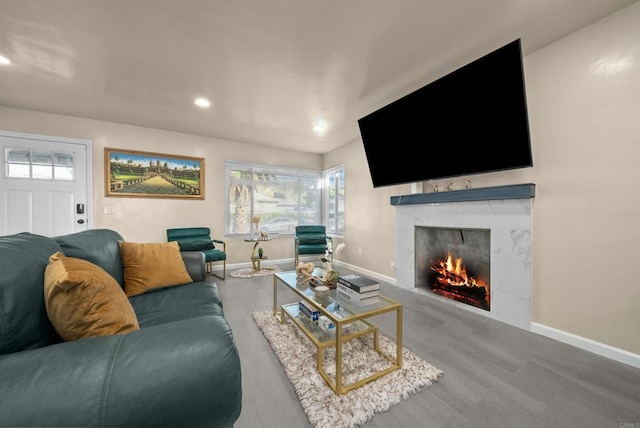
[77,219,85,224]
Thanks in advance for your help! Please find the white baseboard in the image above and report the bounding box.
[530,322,640,369]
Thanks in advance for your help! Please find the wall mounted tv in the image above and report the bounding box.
[358,38,532,188]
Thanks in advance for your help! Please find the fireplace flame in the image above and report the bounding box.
[430,252,489,309]
[432,252,484,287]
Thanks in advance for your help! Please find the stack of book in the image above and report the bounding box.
[336,274,380,306]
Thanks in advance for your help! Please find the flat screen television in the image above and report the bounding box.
[358,39,532,188]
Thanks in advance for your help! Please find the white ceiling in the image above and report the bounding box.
[0,0,637,154]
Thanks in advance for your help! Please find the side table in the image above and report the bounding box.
[244,239,272,271]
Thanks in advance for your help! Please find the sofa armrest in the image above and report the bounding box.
[181,251,206,282]
[0,316,242,427]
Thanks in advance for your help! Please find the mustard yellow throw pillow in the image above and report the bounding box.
[44,251,140,342]
[119,241,193,297]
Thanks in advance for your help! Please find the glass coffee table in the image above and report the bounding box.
[273,270,403,395]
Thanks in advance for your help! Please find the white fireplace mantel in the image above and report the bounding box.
[392,183,535,330]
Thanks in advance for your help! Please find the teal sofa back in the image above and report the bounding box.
[0,233,63,355]
[54,229,126,288]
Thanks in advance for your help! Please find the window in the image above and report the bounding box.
[323,164,344,237]
[4,147,75,180]
[225,161,322,237]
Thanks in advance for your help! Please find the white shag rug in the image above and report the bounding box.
[252,310,444,428]
[229,266,280,278]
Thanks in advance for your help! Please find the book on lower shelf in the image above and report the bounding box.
[298,300,320,321]
[337,274,380,293]
[336,288,380,306]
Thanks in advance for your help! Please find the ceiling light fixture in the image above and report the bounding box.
[312,118,328,135]
[194,98,210,108]
[0,55,11,65]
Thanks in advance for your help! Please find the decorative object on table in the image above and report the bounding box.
[257,247,264,258]
[252,310,444,428]
[323,269,340,286]
[446,179,454,191]
[296,262,315,279]
[252,216,261,240]
[105,148,204,199]
[322,241,346,272]
[431,181,439,192]
[305,269,340,289]
[314,285,330,298]
[260,230,268,240]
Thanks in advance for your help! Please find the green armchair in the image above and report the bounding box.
[167,227,226,280]
[294,225,332,266]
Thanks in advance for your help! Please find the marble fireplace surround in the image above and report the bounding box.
[392,183,535,331]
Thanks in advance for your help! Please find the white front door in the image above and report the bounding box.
[0,130,92,237]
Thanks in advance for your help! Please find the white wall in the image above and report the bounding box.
[525,3,640,356]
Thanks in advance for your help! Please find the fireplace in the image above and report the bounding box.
[415,226,490,311]
[392,184,534,331]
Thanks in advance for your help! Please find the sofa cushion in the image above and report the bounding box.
[44,251,139,341]
[130,282,224,327]
[0,233,63,355]
[119,241,193,297]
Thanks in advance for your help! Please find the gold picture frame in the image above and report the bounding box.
[105,148,204,199]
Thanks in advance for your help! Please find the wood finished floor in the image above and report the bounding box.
[216,262,640,428]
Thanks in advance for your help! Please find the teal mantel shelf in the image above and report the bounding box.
[390,183,535,206]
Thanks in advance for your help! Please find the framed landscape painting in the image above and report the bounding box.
[105,148,205,199]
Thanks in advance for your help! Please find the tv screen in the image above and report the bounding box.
[358,39,532,188]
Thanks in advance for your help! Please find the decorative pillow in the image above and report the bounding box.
[177,239,215,251]
[119,241,193,297]
[44,251,140,342]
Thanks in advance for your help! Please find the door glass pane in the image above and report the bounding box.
[7,164,29,178]
[31,151,53,179]
[6,148,30,163]
[5,148,30,178]
[54,152,74,167]
[31,151,52,165]
[32,165,53,179]
[54,152,74,180]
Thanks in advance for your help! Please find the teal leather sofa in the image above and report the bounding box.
[0,229,241,428]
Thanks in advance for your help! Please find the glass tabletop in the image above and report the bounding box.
[274,270,399,322]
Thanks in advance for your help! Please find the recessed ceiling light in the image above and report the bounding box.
[312,118,328,135]
[0,55,11,65]
[194,98,210,108]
